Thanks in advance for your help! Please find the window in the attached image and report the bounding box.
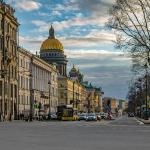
[60,92,64,98]
[0,19,2,30]
[0,81,2,96]
[26,62,28,69]
[24,95,26,105]
[27,96,29,105]
[0,37,3,51]
[11,66,13,78]
[21,59,23,67]
[18,95,20,104]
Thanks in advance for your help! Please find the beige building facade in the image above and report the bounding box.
[18,48,31,116]
[32,55,58,114]
[0,2,19,120]
[18,47,59,118]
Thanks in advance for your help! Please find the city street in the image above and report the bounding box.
[0,116,150,150]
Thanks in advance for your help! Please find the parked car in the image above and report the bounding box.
[128,112,135,117]
[96,113,101,121]
[141,110,150,119]
[50,112,58,120]
[86,113,97,121]
[22,110,30,121]
[78,113,87,121]
[100,112,107,119]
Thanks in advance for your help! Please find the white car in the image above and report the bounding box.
[86,113,97,121]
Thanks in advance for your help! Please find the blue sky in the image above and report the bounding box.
[6,0,132,99]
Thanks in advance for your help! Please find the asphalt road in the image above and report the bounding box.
[0,116,150,150]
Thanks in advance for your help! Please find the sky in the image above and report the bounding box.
[6,0,132,99]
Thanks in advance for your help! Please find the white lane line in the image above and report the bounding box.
[134,118,144,125]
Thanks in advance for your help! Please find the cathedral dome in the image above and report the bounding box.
[40,25,64,52]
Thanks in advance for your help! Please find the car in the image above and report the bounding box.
[78,113,87,121]
[141,110,150,119]
[128,112,135,117]
[95,113,101,121]
[99,112,107,119]
[50,112,58,120]
[86,113,97,121]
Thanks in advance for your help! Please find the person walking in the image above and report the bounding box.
[0,112,2,122]
[9,113,12,121]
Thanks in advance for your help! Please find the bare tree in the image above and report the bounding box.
[108,0,150,113]
[108,0,150,68]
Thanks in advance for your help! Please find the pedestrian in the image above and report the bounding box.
[9,113,12,121]
[0,112,1,122]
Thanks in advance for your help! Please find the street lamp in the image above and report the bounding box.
[144,63,149,120]
[64,88,68,105]
[48,80,51,118]
[73,81,75,108]
[87,93,91,114]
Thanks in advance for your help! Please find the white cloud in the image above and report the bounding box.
[52,3,79,12]
[15,0,42,11]
[52,10,62,16]
[86,29,116,42]
[31,14,108,33]
[65,49,124,59]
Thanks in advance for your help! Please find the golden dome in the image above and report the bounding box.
[41,38,64,51]
[40,25,64,51]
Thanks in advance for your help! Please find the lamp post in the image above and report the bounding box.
[73,81,75,108]
[48,80,51,117]
[144,63,149,120]
[64,88,68,105]
[87,93,91,114]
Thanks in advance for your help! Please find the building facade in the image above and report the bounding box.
[18,47,58,118]
[83,82,103,113]
[18,47,31,117]
[0,1,19,120]
[32,54,58,115]
[103,97,120,114]
[58,76,86,112]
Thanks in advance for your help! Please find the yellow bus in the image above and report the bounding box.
[57,105,78,121]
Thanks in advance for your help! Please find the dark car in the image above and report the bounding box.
[100,112,107,119]
[141,110,150,119]
[128,112,134,117]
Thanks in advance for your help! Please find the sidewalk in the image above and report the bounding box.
[136,117,150,124]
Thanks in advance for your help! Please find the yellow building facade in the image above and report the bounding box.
[58,77,87,112]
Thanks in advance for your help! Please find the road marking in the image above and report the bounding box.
[134,118,144,125]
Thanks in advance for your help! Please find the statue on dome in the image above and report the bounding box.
[49,25,55,39]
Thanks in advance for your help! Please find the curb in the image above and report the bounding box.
[136,117,150,124]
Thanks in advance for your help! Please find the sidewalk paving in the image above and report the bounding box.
[136,117,150,124]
